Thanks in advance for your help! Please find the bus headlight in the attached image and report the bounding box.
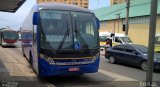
[2,41,7,45]
[40,54,55,65]
[92,53,99,62]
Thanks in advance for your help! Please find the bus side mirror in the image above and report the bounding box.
[96,17,100,29]
[33,12,39,25]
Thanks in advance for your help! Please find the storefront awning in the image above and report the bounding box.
[0,0,26,13]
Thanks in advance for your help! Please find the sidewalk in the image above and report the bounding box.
[100,50,105,56]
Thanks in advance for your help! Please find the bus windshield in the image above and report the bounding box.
[40,10,98,50]
[3,31,18,40]
[21,32,32,40]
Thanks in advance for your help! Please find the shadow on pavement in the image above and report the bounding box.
[104,58,160,73]
[40,75,140,87]
[1,46,16,48]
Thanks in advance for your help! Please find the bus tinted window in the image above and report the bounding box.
[3,31,18,40]
[39,10,98,50]
[71,12,98,49]
[40,10,73,49]
[21,32,32,40]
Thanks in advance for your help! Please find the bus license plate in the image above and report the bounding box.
[69,67,79,72]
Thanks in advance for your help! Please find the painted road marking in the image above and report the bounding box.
[99,69,138,81]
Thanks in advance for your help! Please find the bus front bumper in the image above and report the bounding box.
[38,58,100,77]
[2,42,15,46]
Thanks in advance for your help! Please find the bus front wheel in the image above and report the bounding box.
[29,52,33,68]
[22,47,26,57]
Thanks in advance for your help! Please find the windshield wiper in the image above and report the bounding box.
[74,20,89,50]
[39,18,52,49]
[58,20,70,50]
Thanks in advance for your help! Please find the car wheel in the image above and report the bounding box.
[109,56,116,64]
[141,61,147,71]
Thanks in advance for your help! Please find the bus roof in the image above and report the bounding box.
[38,3,92,13]
[0,29,16,32]
[21,30,32,33]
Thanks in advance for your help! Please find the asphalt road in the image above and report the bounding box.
[0,45,159,87]
[100,51,160,81]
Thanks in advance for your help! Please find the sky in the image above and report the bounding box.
[0,0,109,30]
[0,0,36,30]
[89,0,109,10]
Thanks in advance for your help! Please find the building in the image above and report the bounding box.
[37,0,88,8]
[110,0,125,5]
[94,0,160,46]
[110,0,134,5]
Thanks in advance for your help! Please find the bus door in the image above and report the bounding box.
[32,25,39,74]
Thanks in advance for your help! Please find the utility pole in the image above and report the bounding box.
[146,0,158,87]
[125,0,130,35]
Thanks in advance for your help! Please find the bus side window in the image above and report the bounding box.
[85,22,94,36]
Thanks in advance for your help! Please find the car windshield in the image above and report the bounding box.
[134,45,148,54]
[3,31,18,40]
[119,37,132,43]
[39,10,98,50]
[99,36,106,42]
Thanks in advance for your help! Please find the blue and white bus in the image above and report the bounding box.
[21,3,100,77]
